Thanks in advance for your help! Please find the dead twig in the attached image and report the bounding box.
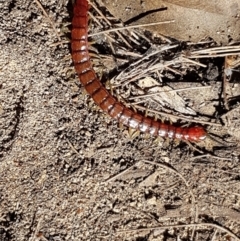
[116,223,240,241]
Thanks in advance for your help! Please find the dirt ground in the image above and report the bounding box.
[0,0,240,240]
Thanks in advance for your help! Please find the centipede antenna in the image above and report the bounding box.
[207,133,235,147]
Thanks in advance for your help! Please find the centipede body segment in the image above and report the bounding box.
[71,0,207,142]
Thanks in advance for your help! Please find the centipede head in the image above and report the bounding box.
[185,126,207,142]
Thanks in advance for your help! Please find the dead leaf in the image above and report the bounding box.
[101,0,240,44]
[138,76,196,115]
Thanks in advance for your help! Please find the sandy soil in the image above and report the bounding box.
[0,0,240,240]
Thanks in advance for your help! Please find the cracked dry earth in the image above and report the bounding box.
[0,0,240,241]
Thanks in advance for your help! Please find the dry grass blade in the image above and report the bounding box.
[188,45,240,58]
[33,0,62,43]
[90,1,132,48]
[129,86,211,100]
[89,20,175,37]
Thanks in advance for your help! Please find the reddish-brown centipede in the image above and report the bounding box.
[71,0,207,142]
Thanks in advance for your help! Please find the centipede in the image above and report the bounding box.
[71,0,207,142]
